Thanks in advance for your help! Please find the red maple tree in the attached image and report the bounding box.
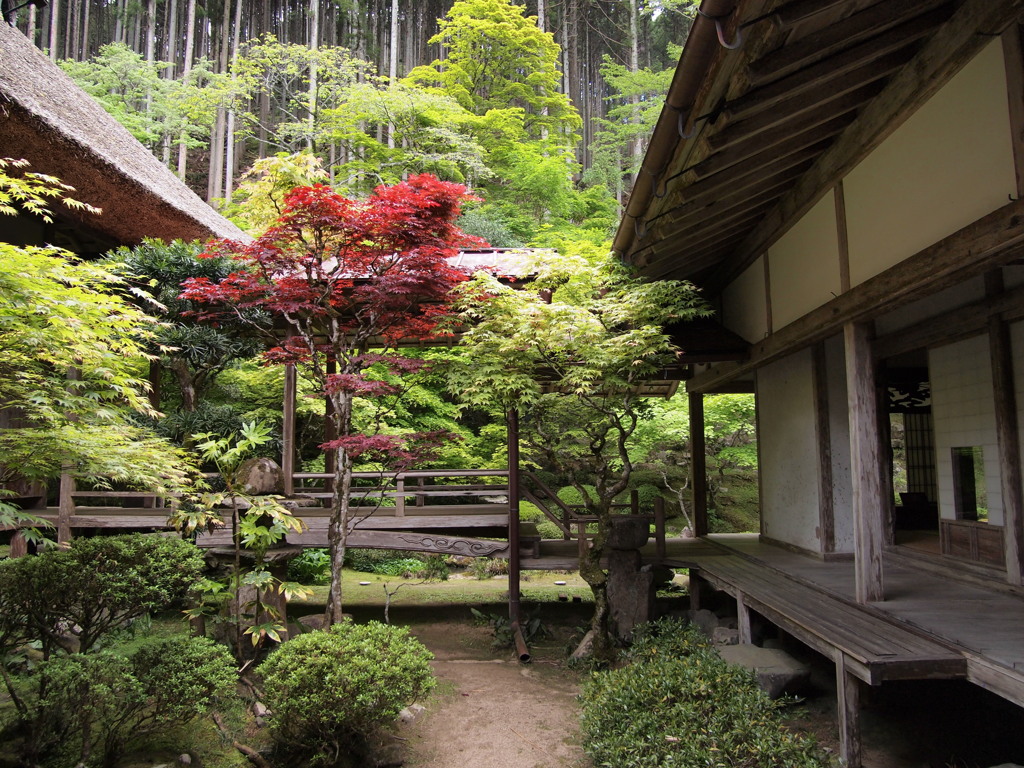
[181,174,482,621]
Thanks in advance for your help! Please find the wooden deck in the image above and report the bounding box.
[662,535,1024,707]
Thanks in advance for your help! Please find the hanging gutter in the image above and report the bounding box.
[611,0,742,261]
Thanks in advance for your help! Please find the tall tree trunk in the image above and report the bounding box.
[165,0,178,77]
[224,0,243,198]
[627,0,641,183]
[48,0,59,60]
[114,0,124,45]
[307,0,319,152]
[80,0,90,58]
[26,4,37,47]
[145,0,156,63]
[176,0,196,180]
[387,0,398,150]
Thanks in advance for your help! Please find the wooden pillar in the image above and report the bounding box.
[689,390,708,537]
[836,654,862,768]
[844,322,885,603]
[990,316,1024,585]
[282,363,296,497]
[57,470,75,545]
[812,343,836,554]
[736,594,752,644]
[507,408,522,624]
[653,496,666,560]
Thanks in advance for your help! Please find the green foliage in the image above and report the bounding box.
[470,605,549,648]
[0,157,100,221]
[259,621,435,762]
[35,636,235,768]
[60,43,229,154]
[0,534,204,658]
[0,237,200,491]
[288,548,333,585]
[579,618,831,768]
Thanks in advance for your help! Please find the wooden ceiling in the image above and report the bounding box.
[617,0,1019,292]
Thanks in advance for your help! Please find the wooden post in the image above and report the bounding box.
[507,408,521,624]
[688,572,705,611]
[654,496,666,560]
[282,363,296,497]
[990,316,1024,585]
[813,343,836,554]
[57,470,75,545]
[844,321,885,603]
[395,477,405,517]
[736,594,752,644]
[689,390,708,537]
[836,654,862,768]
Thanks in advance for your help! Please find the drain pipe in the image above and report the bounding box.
[511,622,531,663]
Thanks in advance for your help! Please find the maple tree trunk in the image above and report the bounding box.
[324,390,354,624]
[578,513,615,663]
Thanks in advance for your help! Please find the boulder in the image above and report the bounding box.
[717,644,810,698]
[237,457,284,495]
[712,626,740,646]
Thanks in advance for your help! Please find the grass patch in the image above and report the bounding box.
[290,568,592,609]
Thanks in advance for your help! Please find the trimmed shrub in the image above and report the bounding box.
[260,621,435,764]
[288,547,332,585]
[0,534,204,656]
[579,618,831,768]
[33,636,235,768]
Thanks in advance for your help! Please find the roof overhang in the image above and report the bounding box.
[613,0,1023,292]
[0,23,244,250]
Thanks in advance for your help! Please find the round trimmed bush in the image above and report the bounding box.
[259,621,435,762]
[580,618,831,768]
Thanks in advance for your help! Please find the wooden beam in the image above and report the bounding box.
[725,11,948,122]
[873,280,1024,360]
[690,391,708,537]
[1002,22,1024,198]
[709,81,884,154]
[844,322,885,603]
[813,343,836,554]
[989,317,1024,586]
[834,181,851,292]
[772,0,852,29]
[692,114,855,181]
[836,653,863,768]
[690,198,1024,394]
[736,593,752,644]
[749,0,951,86]
[721,0,1024,288]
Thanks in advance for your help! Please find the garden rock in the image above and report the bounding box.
[687,608,722,636]
[607,549,654,641]
[717,644,810,698]
[712,626,739,646]
[398,703,426,724]
[238,457,284,495]
[606,515,650,550]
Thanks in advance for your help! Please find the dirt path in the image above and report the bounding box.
[396,615,591,768]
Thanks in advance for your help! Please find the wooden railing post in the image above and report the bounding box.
[58,470,75,544]
[395,477,405,517]
[654,496,666,560]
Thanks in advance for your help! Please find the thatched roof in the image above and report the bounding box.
[0,23,243,250]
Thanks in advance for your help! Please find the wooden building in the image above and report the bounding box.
[614,0,1024,764]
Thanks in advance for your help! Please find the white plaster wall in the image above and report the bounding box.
[757,349,823,552]
[825,335,854,553]
[929,335,1003,524]
[874,277,986,336]
[722,256,768,343]
[844,40,1017,287]
[768,195,842,329]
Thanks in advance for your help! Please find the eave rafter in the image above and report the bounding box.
[621,0,1024,293]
